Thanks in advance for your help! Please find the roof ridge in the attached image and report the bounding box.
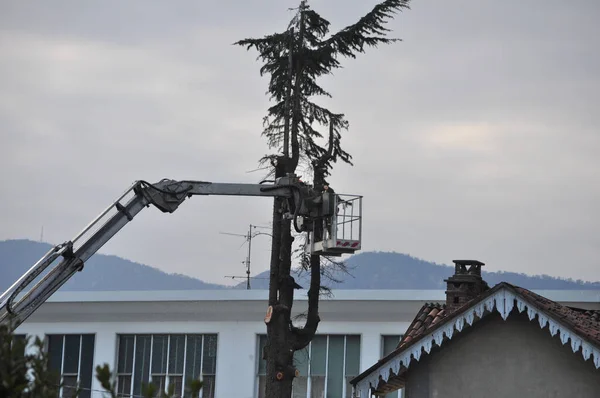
[395,281,600,361]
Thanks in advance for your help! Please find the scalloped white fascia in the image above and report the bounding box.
[353,287,600,398]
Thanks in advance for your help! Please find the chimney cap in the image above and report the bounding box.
[452,259,485,266]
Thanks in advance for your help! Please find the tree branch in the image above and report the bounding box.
[324,0,410,58]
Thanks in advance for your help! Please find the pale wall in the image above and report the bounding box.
[14,289,600,397]
[404,312,600,398]
[17,319,409,397]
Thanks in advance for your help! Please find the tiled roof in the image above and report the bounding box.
[396,283,600,351]
[398,302,449,348]
[513,285,600,346]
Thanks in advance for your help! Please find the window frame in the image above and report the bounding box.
[115,333,218,398]
[12,333,27,357]
[45,333,96,398]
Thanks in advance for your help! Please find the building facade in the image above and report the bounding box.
[351,262,600,398]
[399,311,600,398]
[15,289,600,398]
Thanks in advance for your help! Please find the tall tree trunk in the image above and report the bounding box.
[265,157,296,398]
[293,119,335,348]
[291,118,335,366]
[265,7,307,397]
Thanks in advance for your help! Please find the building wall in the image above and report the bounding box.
[404,311,600,398]
[13,289,600,397]
[18,319,409,398]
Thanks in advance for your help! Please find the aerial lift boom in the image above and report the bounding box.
[0,176,362,328]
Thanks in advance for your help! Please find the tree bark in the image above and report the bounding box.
[292,117,334,353]
[265,157,295,398]
[264,228,297,398]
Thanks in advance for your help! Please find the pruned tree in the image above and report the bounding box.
[236,1,410,396]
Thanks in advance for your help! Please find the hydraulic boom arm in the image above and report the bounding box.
[0,176,314,327]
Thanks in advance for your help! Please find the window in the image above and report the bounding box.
[257,334,360,398]
[116,334,217,398]
[381,335,404,398]
[13,334,27,357]
[47,334,95,398]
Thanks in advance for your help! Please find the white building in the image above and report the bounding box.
[15,289,600,398]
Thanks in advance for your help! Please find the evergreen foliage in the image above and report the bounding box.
[1,322,63,398]
[0,322,203,398]
[236,0,410,176]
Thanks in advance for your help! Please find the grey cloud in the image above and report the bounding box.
[1,0,599,284]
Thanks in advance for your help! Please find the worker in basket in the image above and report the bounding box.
[322,183,340,239]
[323,183,353,240]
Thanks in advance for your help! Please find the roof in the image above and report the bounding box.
[351,282,600,398]
[396,284,600,351]
[399,302,448,348]
[43,288,600,303]
[44,289,448,303]
[514,285,600,347]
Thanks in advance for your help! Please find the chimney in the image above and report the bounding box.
[444,260,490,311]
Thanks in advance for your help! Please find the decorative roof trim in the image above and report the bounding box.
[353,287,600,398]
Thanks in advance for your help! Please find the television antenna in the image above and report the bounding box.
[220,224,272,289]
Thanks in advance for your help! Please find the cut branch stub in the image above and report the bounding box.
[264,305,273,324]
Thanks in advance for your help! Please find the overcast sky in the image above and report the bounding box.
[1,0,599,286]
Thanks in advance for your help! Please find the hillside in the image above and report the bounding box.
[0,239,225,291]
[235,251,600,290]
[2,240,599,292]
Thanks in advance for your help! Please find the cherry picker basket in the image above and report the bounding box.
[308,193,362,256]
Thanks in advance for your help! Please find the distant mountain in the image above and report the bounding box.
[2,240,599,293]
[235,251,600,290]
[0,239,226,291]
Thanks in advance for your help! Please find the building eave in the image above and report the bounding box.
[44,288,600,304]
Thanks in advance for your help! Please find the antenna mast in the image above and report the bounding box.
[245,224,252,289]
[220,224,272,289]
